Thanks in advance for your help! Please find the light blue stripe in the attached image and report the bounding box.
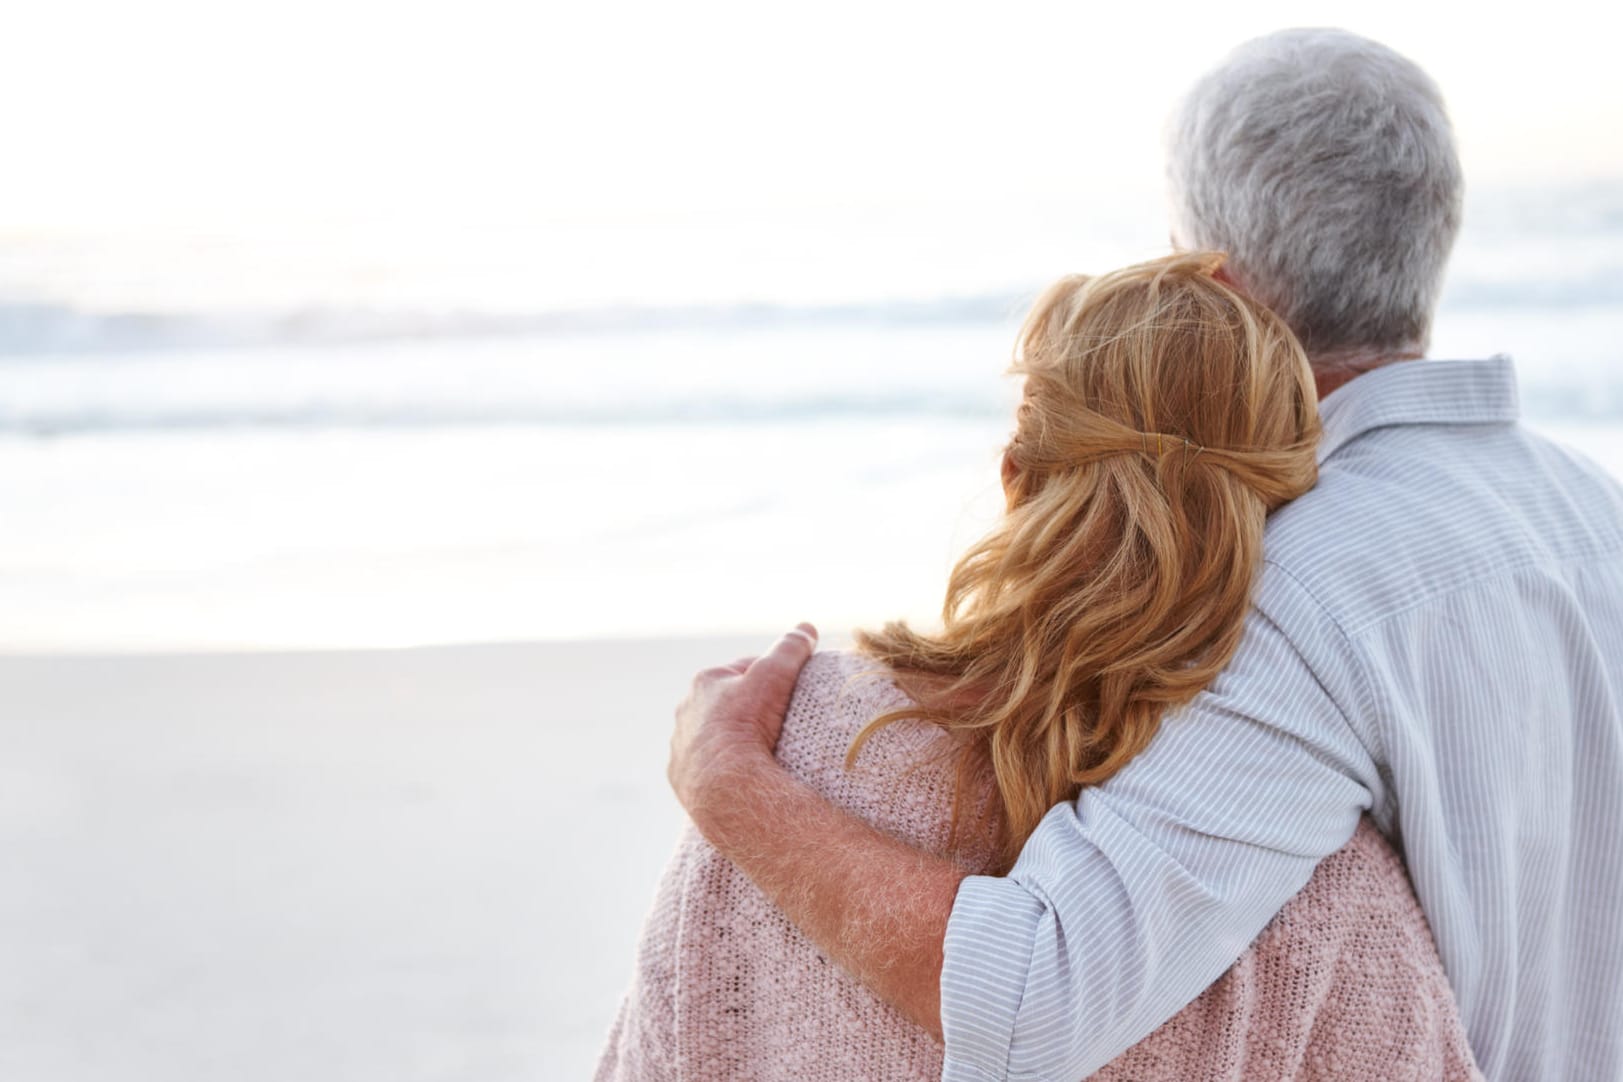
[940,359,1623,1081]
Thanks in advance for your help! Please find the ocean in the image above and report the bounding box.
[2,186,1620,652]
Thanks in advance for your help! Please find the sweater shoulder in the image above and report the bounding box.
[1095,819,1480,1081]
[775,650,966,858]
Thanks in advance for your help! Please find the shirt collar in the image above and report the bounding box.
[1315,356,1521,464]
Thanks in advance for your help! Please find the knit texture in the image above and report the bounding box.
[596,650,1481,1081]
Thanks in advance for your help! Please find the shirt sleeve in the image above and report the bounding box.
[939,580,1382,1080]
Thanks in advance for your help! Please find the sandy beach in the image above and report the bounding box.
[0,634,784,1081]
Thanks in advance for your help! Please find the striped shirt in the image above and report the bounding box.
[940,358,1623,1081]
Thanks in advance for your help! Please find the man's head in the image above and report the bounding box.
[1167,29,1463,362]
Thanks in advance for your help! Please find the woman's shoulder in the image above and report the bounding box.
[1263,819,1433,946]
[1095,819,1481,1080]
[1239,819,1459,1002]
[777,649,918,758]
[774,650,968,857]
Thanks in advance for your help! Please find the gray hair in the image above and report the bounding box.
[1167,29,1463,358]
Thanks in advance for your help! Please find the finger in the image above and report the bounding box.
[746,622,819,682]
[724,656,757,673]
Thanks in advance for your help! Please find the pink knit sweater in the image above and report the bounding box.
[597,651,1481,1081]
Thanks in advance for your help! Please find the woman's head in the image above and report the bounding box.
[855,251,1319,871]
[1004,251,1318,511]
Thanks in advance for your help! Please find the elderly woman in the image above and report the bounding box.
[596,253,1480,1080]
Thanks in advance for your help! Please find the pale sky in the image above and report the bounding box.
[2,0,1619,230]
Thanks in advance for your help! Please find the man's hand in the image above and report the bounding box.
[667,622,817,828]
[662,622,961,1042]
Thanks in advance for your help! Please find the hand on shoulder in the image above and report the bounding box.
[666,623,818,830]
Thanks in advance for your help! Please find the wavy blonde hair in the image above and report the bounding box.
[853,251,1321,872]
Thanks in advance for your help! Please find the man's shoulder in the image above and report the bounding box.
[1257,421,1623,637]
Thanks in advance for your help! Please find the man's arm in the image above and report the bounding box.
[672,604,1379,1079]
[668,626,962,1039]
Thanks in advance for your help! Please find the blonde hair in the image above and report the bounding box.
[853,251,1321,872]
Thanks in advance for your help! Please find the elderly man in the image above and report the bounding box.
[667,29,1623,1081]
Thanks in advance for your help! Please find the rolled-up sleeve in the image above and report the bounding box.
[940,585,1381,1080]
[940,875,1046,1078]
